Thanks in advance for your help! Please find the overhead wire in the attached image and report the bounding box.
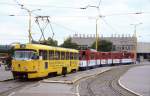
[0,2,81,9]
[101,18,120,33]
[98,0,102,7]
[0,2,16,6]
[50,21,79,34]
[2,1,150,35]
[48,18,55,39]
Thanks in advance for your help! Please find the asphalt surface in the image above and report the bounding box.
[7,67,111,96]
[77,64,138,96]
[0,80,39,96]
[0,64,146,96]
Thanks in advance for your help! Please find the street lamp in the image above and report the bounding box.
[131,23,142,37]
[21,5,41,43]
[80,5,101,51]
[130,23,142,63]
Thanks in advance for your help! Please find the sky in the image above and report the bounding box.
[0,0,150,45]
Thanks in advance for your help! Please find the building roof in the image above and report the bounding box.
[71,36,136,46]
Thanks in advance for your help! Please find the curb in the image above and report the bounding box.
[118,78,141,96]
[0,78,13,82]
[42,80,73,84]
[42,68,111,84]
[71,68,111,84]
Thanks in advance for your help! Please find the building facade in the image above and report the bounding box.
[71,34,137,52]
[137,42,150,60]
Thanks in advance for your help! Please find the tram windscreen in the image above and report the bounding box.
[14,50,35,60]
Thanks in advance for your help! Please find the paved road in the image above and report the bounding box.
[0,80,39,96]
[0,64,146,96]
[77,65,138,96]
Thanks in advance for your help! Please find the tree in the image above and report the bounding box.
[46,37,58,46]
[34,37,58,46]
[91,40,113,52]
[60,38,78,49]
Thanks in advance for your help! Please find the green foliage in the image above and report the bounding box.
[91,40,113,52]
[46,37,58,46]
[60,38,78,49]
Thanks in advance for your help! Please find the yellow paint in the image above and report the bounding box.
[12,44,79,79]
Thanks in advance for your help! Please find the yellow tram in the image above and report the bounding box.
[12,44,79,79]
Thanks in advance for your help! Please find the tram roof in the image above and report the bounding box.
[14,44,79,53]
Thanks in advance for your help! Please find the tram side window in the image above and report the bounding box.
[75,53,79,60]
[81,53,86,60]
[55,51,60,60]
[39,50,48,60]
[61,52,65,60]
[49,50,54,60]
[66,52,69,60]
[90,53,95,59]
[102,53,106,58]
[80,52,86,60]
[70,53,74,60]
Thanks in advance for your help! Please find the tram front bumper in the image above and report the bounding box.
[12,71,38,79]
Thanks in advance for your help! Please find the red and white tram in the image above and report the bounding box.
[79,49,135,70]
[121,52,135,64]
[79,49,97,70]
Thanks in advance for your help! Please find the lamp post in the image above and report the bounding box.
[80,5,101,51]
[96,17,98,51]
[21,6,41,43]
[130,23,142,63]
[131,23,142,37]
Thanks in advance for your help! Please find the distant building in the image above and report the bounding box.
[137,42,150,60]
[71,34,150,60]
[71,34,136,52]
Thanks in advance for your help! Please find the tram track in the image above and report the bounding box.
[108,76,137,96]
[77,64,140,96]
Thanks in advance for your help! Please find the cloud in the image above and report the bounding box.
[0,0,150,44]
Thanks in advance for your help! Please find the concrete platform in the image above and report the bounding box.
[42,67,111,84]
[0,64,13,82]
[119,65,150,96]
